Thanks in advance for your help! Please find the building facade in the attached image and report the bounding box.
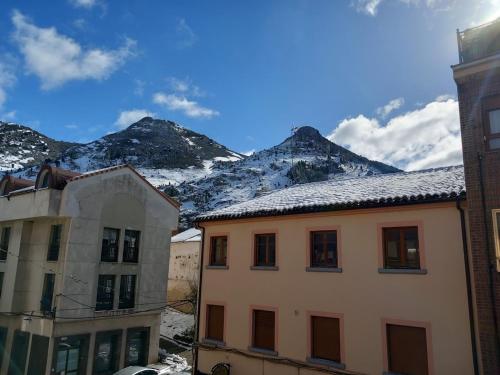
[453,19,500,375]
[0,164,179,375]
[194,167,475,375]
[167,228,201,312]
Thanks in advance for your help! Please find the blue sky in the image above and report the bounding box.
[0,0,498,170]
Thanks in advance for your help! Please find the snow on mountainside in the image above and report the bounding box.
[0,118,400,226]
[174,126,400,225]
[0,122,77,171]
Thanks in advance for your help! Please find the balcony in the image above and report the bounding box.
[458,18,500,64]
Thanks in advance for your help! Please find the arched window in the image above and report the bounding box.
[0,179,7,196]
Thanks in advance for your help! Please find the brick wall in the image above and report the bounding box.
[456,66,500,374]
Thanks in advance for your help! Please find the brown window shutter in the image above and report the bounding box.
[253,310,275,351]
[387,324,429,375]
[207,305,224,342]
[311,316,341,362]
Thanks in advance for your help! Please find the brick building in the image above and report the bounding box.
[453,19,500,375]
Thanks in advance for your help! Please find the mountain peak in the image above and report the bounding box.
[292,126,323,140]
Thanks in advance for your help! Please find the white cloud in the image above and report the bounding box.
[0,61,16,109]
[354,0,456,16]
[69,0,97,9]
[12,10,136,90]
[355,0,383,16]
[115,109,156,129]
[153,92,219,119]
[176,18,197,48]
[167,77,205,97]
[376,97,404,118]
[242,149,256,156]
[328,96,462,171]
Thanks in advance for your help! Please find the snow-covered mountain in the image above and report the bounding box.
[0,118,400,226]
[0,122,77,171]
[173,126,400,225]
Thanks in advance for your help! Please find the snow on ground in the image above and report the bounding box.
[160,307,194,341]
[151,354,191,374]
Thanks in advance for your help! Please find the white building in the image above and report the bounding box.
[0,164,179,375]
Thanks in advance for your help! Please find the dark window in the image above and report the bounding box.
[210,236,227,266]
[47,224,62,261]
[206,305,224,342]
[40,274,55,315]
[383,227,420,269]
[8,330,29,375]
[0,272,4,298]
[0,227,10,261]
[125,328,149,367]
[96,275,115,311]
[387,324,429,375]
[254,234,276,267]
[123,230,140,263]
[101,228,120,262]
[52,335,90,375]
[310,231,338,268]
[40,172,50,189]
[252,309,275,351]
[93,331,121,375]
[311,316,341,363]
[119,275,136,309]
[484,95,500,150]
[0,327,7,371]
[27,334,49,375]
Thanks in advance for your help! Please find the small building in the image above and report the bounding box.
[0,164,179,375]
[167,228,201,311]
[194,166,474,375]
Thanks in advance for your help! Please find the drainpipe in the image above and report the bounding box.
[478,152,500,364]
[193,223,205,375]
[456,198,479,375]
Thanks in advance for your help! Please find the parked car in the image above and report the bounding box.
[112,366,160,375]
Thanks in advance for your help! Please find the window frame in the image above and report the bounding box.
[123,229,141,263]
[118,274,136,310]
[0,227,10,262]
[483,95,500,151]
[208,235,228,268]
[93,330,122,375]
[306,226,342,272]
[125,327,150,367]
[493,210,500,272]
[47,224,63,261]
[40,273,55,316]
[378,222,426,274]
[249,306,278,355]
[204,303,226,345]
[382,318,433,375]
[307,311,345,369]
[101,227,120,263]
[253,232,277,268]
[96,275,115,311]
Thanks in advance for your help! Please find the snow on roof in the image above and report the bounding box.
[197,165,466,222]
[171,228,202,243]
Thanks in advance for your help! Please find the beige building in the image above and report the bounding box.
[194,166,475,375]
[0,164,179,375]
[167,228,201,309]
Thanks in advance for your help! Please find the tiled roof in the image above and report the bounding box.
[196,165,466,222]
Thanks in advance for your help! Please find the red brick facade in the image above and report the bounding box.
[455,65,500,374]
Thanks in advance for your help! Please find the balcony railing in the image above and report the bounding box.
[458,18,500,64]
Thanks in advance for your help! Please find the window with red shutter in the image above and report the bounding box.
[252,310,275,352]
[311,316,341,363]
[206,305,224,343]
[386,324,429,375]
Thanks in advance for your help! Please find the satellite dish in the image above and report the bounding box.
[211,362,230,375]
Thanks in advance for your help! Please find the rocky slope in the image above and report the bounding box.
[1,118,400,226]
[0,122,77,171]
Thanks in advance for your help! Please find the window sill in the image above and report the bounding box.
[306,357,346,370]
[306,267,342,273]
[248,347,278,357]
[202,338,225,347]
[250,266,279,271]
[205,265,229,270]
[378,268,427,275]
[122,261,139,264]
